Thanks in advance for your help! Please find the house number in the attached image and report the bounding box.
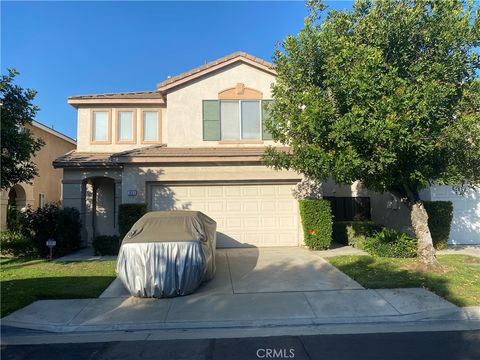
[127,190,137,196]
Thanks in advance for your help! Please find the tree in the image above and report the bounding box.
[264,0,480,269]
[1,69,44,190]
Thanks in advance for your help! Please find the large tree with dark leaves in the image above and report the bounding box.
[264,0,480,269]
[1,69,44,190]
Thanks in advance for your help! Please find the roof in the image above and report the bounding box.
[53,151,119,168]
[31,121,77,145]
[67,90,166,107]
[53,145,289,168]
[68,90,164,100]
[67,52,276,105]
[156,52,276,92]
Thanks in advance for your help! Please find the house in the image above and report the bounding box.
[0,121,77,230]
[53,52,479,247]
[54,52,303,248]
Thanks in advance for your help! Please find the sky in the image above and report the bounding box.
[1,1,354,140]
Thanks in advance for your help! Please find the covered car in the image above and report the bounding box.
[116,211,216,298]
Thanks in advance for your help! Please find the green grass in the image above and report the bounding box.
[328,255,480,307]
[0,258,116,317]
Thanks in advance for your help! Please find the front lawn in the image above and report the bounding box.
[328,255,480,307]
[0,258,116,317]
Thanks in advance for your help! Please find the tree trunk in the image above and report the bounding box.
[399,185,442,271]
[410,200,442,270]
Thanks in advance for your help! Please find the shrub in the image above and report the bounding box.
[118,203,147,239]
[19,203,81,258]
[362,228,417,258]
[332,221,383,246]
[299,199,333,250]
[0,231,36,257]
[93,235,121,256]
[424,201,453,250]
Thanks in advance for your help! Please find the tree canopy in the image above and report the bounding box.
[264,0,480,199]
[1,69,44,190]
[263,0,480,268]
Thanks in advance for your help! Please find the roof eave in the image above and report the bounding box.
[156,56,276,93]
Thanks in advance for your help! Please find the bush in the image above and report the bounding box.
[332,221,383,246]
[118,203,147,239]
[424,201,453,250]
[93,235,121,256]
[299,199,333,250]
[0,231,36,257]
[362,228,417,258]
[19,203,81,258]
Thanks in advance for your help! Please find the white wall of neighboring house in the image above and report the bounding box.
[421,186,480,245]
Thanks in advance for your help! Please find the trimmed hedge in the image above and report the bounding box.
[424,201,453,250]
[93,235,121,256]
[332,221,383,246]
[362,228,417,258]
[0,231,36,257]
[118,203,147,239]
[299,200,333,250]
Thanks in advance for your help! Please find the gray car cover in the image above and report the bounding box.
[116,211,216,298]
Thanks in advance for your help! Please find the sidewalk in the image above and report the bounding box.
[3,247,479,345]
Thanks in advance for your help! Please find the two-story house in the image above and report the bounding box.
[1,121,76,230]
[54,52,303,247]
[54,51,480,248]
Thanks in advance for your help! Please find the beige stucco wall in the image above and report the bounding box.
[166,62,277,147]
[74,62,278,153]
[76,106,167,152]
[121,164,302,205]
[0,125,76,230]
[318,179,413,234]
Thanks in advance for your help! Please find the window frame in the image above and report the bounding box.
[38,193,45,209]
[90,109,112,144]
[140,109,162,144]
[219,99,262,141]
[115,109,137,144]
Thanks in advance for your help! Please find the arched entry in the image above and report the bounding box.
[6,185,27,229]
[82,176,119,245]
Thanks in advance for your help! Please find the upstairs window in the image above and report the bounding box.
[117,110,135,143]
[91,110,111,143]
[142,111,160,143]
[220,100,261,140]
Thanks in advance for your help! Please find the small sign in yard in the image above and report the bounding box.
[46,238,56,260]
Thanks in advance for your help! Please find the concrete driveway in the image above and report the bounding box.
[2,247,467,334]
[103,247,363,298]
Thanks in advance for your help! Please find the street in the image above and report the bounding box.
[2,330,480,360]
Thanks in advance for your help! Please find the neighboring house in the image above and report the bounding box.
[53,52,479,247]
[0,121,77,230]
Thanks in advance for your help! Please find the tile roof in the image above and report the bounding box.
[68,91,164,100]
[53,146,289,168]
[156,52,276,91]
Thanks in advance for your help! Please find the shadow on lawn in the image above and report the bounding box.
[331,256,468,307]
[1,276,116,317]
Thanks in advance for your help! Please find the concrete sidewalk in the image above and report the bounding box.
[2,248,479,342]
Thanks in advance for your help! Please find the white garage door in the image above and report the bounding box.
[150,182,300,248]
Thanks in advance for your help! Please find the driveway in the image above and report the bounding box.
[103,247,363,298]
[2,248,465,334]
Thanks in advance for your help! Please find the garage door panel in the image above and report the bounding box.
[150,183,299,247]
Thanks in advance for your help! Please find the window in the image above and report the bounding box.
[220,100,261,140]
[142,111,160,142]
[323,197,371,221]
[117,110,136,143]
[38,193,45,209]
[91,110,111,143]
